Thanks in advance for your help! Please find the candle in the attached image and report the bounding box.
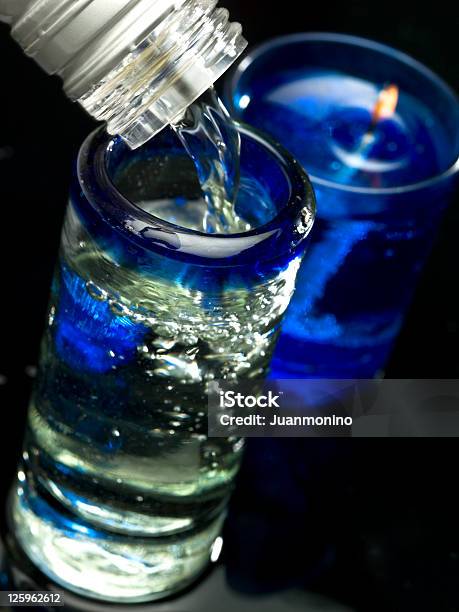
[227,33,459,377]
[243,72,447,189]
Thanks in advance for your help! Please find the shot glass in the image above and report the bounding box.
[8,124,315,602]
[226,33,459,377]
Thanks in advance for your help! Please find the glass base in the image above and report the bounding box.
[7,474,224,603]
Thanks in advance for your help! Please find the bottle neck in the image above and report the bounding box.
[3,0,246,148]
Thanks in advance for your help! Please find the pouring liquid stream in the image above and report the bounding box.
[172,87,249,234]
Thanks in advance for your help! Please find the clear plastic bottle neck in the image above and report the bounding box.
[0,0,246,148]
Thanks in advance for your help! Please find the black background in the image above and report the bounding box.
[1,2,459,610]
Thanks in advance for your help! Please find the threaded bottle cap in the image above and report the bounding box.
[1,0,247,148]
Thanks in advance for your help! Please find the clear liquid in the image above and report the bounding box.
[12,183,297,599]
[172,87,249,234]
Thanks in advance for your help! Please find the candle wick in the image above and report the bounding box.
[358,83,400,151]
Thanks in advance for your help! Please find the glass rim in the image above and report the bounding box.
[76,124,315,264]
[225,31,459,196]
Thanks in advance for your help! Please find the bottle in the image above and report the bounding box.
[0,0,247,148]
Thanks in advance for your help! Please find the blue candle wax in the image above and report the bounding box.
[228,34,459,377]
[238,71,448,189]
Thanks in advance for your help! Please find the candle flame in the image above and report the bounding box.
[371,84,399,124]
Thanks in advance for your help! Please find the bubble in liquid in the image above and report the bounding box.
[48,306,56,327]
[109,301,130,317]
[330,160,342,172]
[86,281,108,301]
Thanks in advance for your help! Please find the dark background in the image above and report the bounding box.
[1,2,459,610]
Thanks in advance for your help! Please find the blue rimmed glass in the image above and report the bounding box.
[8,124,315,602]
[225,33,459,378]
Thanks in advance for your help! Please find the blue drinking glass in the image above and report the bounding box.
[8,124,315,602]
[225,33,459,378]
